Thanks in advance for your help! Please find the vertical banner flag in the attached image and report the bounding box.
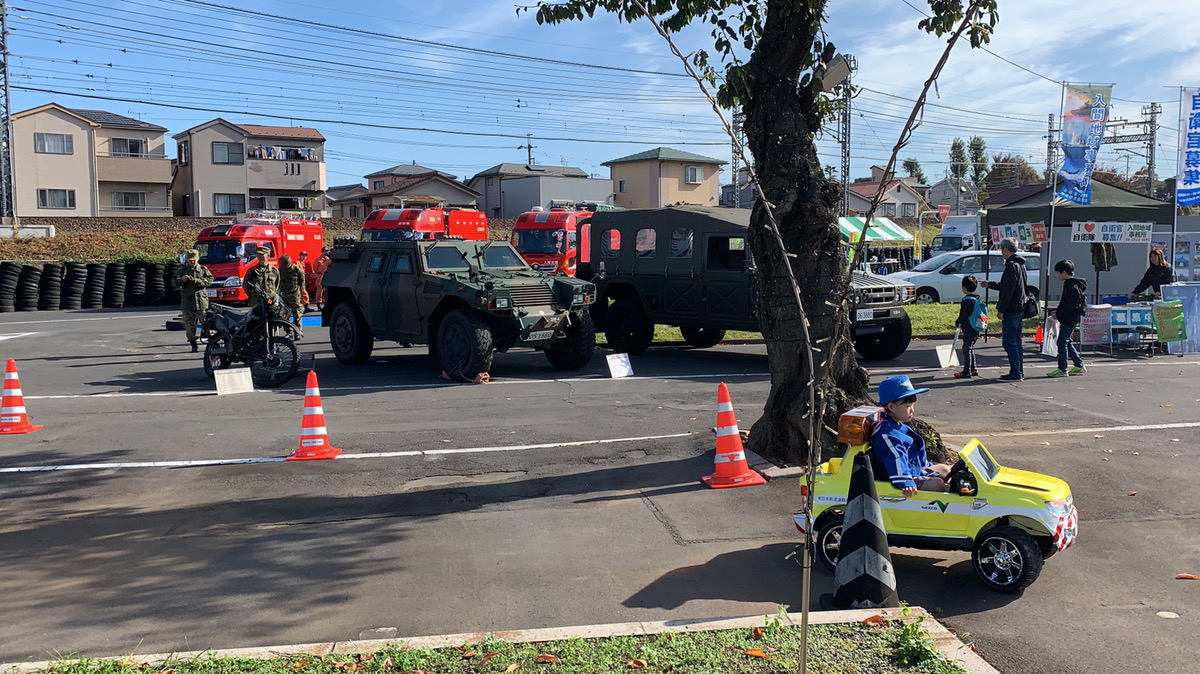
[1178,88,1200,207]
[1057,84,1113,204]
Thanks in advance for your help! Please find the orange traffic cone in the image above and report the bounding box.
[286,370,342,461]
[1035,324,1044,344]
[0,359,42,435]
[702,382,766,489]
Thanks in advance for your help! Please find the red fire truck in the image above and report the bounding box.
[510,207,592,275]
[194,211,325,303]
[360,201,489,242]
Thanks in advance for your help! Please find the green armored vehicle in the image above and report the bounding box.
[576,206,916,360]
[321,237,597,380]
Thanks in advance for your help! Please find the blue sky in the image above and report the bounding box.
[9,0,1200,191]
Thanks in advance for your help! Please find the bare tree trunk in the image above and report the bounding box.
[741,0,871,466]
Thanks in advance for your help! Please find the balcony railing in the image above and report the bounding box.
[98,151,169,159]
[102,205,173,212]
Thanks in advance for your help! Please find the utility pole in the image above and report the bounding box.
[0,0,15,223]
[518,133,536,165]
[730,110,744,207]
[839,55,856,217]
[1143,102,1160,198]
[1045,114,1059,184]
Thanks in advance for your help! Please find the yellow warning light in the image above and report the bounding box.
[837,405,883,445]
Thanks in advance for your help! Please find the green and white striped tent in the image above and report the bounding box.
[838,217,913,242]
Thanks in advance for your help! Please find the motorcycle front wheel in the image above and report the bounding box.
[248,337,299,388]
[203,334,232,378]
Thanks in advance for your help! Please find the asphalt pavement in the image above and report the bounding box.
[0,308,1197,673]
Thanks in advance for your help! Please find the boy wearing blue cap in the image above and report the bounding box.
[871,375,950,496]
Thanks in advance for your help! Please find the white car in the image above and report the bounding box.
[888,251,1042,304]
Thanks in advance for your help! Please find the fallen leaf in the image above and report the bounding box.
[154,669,174,674]
[1132,451,1139,456]
[442,439,452,443]
[535,655,560,663]
[1177,574,1200,580]
[1157,611,1180,619]
[744,649,768,659]
[1128,491,1137,496]
[1171,439,1180,442]
[1162,403,1174,408]
[1046,396,1054,400]
[440,370,451,381]
[1104,449,1113,453]
[505,665,521,673]
[1094,434,1105,439]
[751,627,765,639]
[1105,392,1112,396]
[357,656,373,662]
[766,646,779,652]
[862,615,885,624]
[462,651,477,659]
[292,661,311,671]
[472,372,491,384]
[206,433,213,436]
[627,659,647,669]
[116,659,136,667]
[1041,442,1051,446]
[1103,457,1109,461]
[381,657,393,671]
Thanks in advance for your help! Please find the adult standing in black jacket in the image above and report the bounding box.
[1131,247,1173,297]
[980,238,1029,381]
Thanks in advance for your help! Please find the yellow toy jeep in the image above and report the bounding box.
[794,406,1078,592]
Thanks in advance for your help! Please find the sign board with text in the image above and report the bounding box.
[1069,221,1153,244]
[989,222,1045,245]
[1081,305,1113,346]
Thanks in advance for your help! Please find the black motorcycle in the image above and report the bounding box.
[200,297,300,388]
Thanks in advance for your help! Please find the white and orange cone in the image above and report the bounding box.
[286,370,342,461]
[0,359,42,435]
[702,382,766,489]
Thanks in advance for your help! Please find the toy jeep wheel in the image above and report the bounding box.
[330,303,373,365]
[815,514,844,572]
[972,525,1044,592]
[544,310,596,370]
[680,326,726,349]
[438,309,494,381]
[604,297,653,355]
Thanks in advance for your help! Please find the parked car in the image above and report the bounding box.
[888,250,1042,304]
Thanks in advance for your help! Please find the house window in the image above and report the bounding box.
[486,177,494,186]
[111,138,147,157]
[213,193,246,215]
[618,180,626,193]
[34,133,73,154]
[37,189,76,209]
[685,166,703,184]
[212,142,244,165]
[111,191,146,210]
[178,140,190,165]
[881,203,896,217]
[373,180,385,190]
[901,203,916,217]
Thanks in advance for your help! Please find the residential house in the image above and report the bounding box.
[466,163,612,219]
[981,184,1045,209]
[603,147,724,209]
[171,120,327,217]
[846,166,929,218]
[720,166,754,209]
[11,103,172,217]
[329,170,480,217]
[926,175,981,216]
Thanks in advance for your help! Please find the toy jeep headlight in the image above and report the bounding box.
[1045,497,1073,517]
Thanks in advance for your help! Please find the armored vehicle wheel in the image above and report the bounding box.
[202,334,231,378]
[680,326,726,349]
[544,310,596,370]
[972,525,1044,592]
[853,314,912,361]
[604,297,653,355]
[330,303,373,365]
[248,337,299,388]
[438,309,494,381]
[815,514,844,572]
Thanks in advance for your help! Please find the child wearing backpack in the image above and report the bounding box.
[953,275,986,379]
[1048,259,1087,378]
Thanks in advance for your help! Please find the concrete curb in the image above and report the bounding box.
[0,608,996,674]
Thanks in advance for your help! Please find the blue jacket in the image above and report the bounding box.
[870,414,932,491]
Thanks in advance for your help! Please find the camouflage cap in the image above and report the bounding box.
[184,249,199,260]
[254,247,270,258]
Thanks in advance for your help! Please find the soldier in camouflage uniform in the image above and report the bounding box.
[243,247,280,311]
[172,249,214,352]
[278,253,305,338]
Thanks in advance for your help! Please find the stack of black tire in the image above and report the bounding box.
[125,262,147,307]
[60,262,87,310]
[0,262,19,312]
[37,263,62,311]
[104,262,126,309]
[146,263,166,305]
[164,262,182,305]
[16,265,42,312]
[83,263,107,309]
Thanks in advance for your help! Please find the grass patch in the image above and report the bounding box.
[906,304,1041,337]
[20,617,966,674]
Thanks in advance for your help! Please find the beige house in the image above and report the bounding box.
[171,119,327,217]
[11,103,172,217]
[602,147,725,209]
[328,169,480,217]
[846,166,931,218]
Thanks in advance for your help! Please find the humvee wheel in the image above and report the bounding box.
[330,303,373,365]
[438,309,494,381]
[604,297,653,355]
[680,326,726,349]
[545,310,596,370]
[815,514,844,572]
[854,314,912,361]
[972,525,1044,592]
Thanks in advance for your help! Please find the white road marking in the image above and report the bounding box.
[0,332,38,342]
[941,421,1200,438]
[0,432,694,473]
[0,315,156,326]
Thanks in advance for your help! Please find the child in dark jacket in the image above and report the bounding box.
[1048,260,1087,378]
[953,275,982,379]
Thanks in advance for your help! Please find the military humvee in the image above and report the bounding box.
[321,237,597,380]
[575,206,915,360]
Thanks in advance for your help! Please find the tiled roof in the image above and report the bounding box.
[982,184,1045,206]
[471,163,589,179]
[603,147,726,166]
[364,163,456,180]
[235,124,325,141]
[348,173,481,199]
[69,108,167,131]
